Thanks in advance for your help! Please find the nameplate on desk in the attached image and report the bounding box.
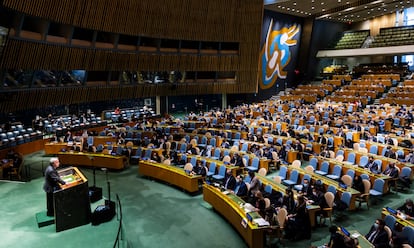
[241,218,248,228]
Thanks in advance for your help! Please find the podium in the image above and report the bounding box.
[54,167,91,232]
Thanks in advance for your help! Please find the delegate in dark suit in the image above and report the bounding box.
[234,175,248,198]
[224,171,236,191]
[43,158,66,216]
[365,219,390,248]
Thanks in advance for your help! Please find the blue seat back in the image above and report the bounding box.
[279,166,287,178]
[217,165,226,176]
[309,157,318,170]
[320,161,329,172]
[346,169,355,179]
[251,157,259,169]
[336,150,344,157]
[369,145,378,155]
[210,138,216,147]
[241,143,248,152]
[360,174,369,180]
[302,174,311,183]
[402,226,414,246]
[332,165,342,176]
[359,155,368,167]
[347,153,356,164]
[384,215,396,232]
[180,143,187,152]
[401,167,411,178]
[289,170,299,183]
[208,162,216,173]
[340,192,352,207]
[373,178,385,193]
[190,156,197,166]
[264,184,272,194]
[201,136,207,144]
[213,149,221,158]
[327,185,337,195]
[374,159,382,168]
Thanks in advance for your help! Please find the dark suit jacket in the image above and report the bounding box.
[365,226,389,248]
[43,165,66,193]
[235,182,248,197]
[224,175,236,191]
[397,204,414,217]
[383,167,398,178]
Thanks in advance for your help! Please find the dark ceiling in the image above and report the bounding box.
[264,0,414,23]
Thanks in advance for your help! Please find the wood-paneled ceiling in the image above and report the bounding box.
[265,0,414,23]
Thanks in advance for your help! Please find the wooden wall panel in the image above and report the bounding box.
[3,0,261,41]
[0,0,262,111]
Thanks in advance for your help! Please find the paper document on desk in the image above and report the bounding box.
[253,218,270,226]
[243,203,255,213]
[351,233,360,239]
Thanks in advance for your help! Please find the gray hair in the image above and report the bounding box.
[50,157,59,164]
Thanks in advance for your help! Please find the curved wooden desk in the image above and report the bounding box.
[58,152,127,170]
[44,142,72,155]
[138,160,202,193]
[285,166,361,210]
[314,156,392,193]
[382,208,414,229]
[203,184,269,248]
[256,174,320,228]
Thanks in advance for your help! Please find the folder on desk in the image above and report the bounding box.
[386,207,397,215]
[340,226,350,237]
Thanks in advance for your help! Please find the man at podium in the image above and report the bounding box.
[43,157,66,217]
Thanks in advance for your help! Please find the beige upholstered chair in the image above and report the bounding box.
[356,179,371,209]
[291,160,301,168]
[273,175,282,184]
[222,155,231,164]
[336,155,344,162]
[184,163,193,174]
[304,165,315,173]
[341,174,353,187]
[258,168,267,177]
[320,192,335,225]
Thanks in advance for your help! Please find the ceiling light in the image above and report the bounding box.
[321,2,325,5]
[312,6,315,9]
[293,2,296,5]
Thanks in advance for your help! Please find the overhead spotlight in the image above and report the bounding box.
[293,2,297,5]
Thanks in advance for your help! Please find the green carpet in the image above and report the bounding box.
[0,151,412,248]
